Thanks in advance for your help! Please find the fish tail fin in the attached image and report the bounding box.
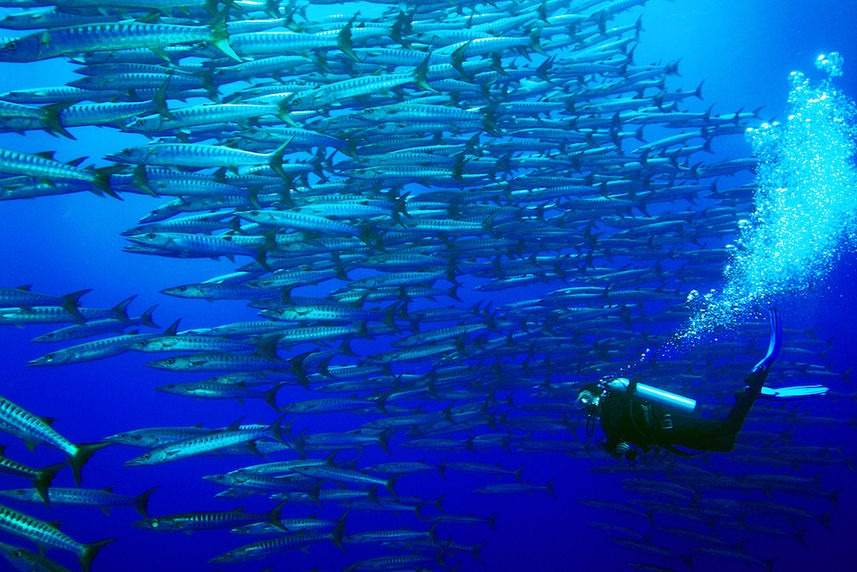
[70,442,109,486]
[40,102,74,139]
[337,15,357,62]
[210,7,241,61]
[139,305,159,328]
[385,474,400,496]
[263,384,284,411]
[59,289,91,323]
[254,334,281,362]
[267,140,292,180]
[92,166,121,199]
[33,461,67,506]
[413,56,435,92]
[111,295,137,323]
[331,511,348,552]
[268,414,289,445]
[376,428,391,455]
[471,542,486,564]
[79,538,117,572]
[545,477,556,498]
[266,500,286,526]
[134,487,159,518]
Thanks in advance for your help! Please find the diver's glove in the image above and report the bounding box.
[615,441,639,462]
[752,308,782,374]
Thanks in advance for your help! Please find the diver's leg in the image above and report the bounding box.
[726,368,768,426]
[665,415,738,452]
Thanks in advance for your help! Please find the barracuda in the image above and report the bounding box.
[146,352,288,373]
[209,529,344,563]
[0,395,105,486]
[155,381,284,410]
[287,58,433,110]
[236,209,359,235]
[292,465,397,493]
[28,331,155,366]
[260,302,388,325]
[0,147,114,196]
[0,17,239,62]
[124,417,285,466]
[0,503,115,572]
[0,486,157,517]
[0,286,89,321]
[133,504,283,533]
[126,103,282,133]
[108,142,279,169]
[0,447,66,506]
[233,515,337,535]
[129,333,259,353]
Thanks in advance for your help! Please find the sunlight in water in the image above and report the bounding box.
[677,52,857,348]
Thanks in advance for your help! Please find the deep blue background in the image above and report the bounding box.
[0,1,856,571]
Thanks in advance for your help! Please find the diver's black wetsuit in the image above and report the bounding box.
[599,368,768,457]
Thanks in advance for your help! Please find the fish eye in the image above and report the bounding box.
[165,358,175,365]
[178,286,187,292]
[141,453,150,460]
[151,519,159,528]
[146,233,156,239]
[44,353,55,362]
[13,490,24,496]
[12,550,21,558]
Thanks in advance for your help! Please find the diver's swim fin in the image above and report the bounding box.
[752,308,782,374]
[761,384,829,398]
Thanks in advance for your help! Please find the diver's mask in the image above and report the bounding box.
[575,383,604,436]
[575,387,601,414]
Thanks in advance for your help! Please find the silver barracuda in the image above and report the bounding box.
[123,417,285,466]
[0,486,157,517]
[0,503,115,572]
[0,15,239,62]
[0,395,105,485]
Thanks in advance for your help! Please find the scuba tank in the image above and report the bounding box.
[603,377,697,414]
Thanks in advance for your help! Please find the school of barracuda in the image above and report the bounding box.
[0,0,853,570]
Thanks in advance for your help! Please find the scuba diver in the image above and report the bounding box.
[575,309,785,461]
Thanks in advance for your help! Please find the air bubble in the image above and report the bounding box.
[816,51,844,77]
[672,53,857,349]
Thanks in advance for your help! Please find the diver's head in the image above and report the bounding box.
[576,383,604,438]
[575,383,603,416]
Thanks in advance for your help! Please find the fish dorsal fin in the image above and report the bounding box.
[38,416,57,427]
[16,285,32,291]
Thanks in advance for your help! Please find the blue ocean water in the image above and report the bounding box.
[0,1,855,571]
